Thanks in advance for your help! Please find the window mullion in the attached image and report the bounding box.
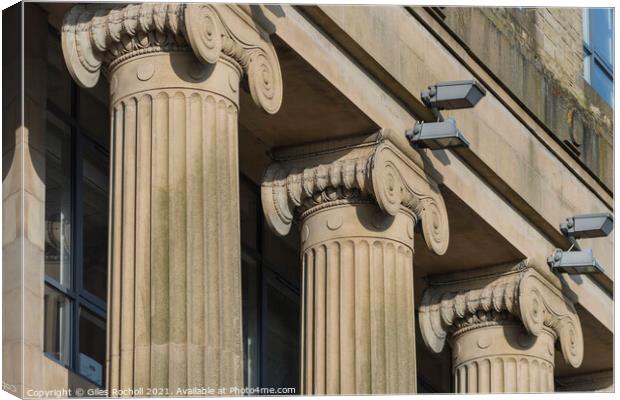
[72,82,83,373]
[592,54,614,78]
[79,292,107,319]
[44,276,76,299]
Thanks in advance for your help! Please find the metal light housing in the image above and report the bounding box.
[560,213,614,239]
[406,119,470,150]
[421,80,487,110]
[548,248,604,274]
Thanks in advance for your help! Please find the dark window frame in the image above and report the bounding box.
[583,42,614,83]
[44,25,109,388]
[240,174,301,391]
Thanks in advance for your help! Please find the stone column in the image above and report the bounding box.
[418,263,584,393]
[261,133,450,394]
[61,3,283,394]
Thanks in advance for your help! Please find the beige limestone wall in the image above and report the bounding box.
[3,3,48,396]
[3,3,24,396]
[441,7,613,188]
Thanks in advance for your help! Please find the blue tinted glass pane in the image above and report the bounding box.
[589,8,614,66]
[591,62,614,106]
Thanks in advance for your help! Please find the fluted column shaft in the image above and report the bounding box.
[107,51,243,393]
[300,202,417,394]
[451,322,555,393]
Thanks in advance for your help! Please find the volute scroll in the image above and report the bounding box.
[370,142,449,255]
[261,133,450,255]
[61,3,283,114]
[518,270,584,367]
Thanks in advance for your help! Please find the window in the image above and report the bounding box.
[44,26,110,387]
[583,8,614,106]
[240,176,301,392]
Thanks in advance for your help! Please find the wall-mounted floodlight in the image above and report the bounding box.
[407,80,486,150]
[548,248,603,274]
[560,213,614,239]
[405,119,470,150]
[548,212,613,275]
[421,80,487,110]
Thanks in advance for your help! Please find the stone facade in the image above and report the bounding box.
[442,7,613,188]
[2,2,613,397]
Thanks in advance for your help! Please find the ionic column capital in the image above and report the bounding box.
[418,262,584,368]
[260,130,450,255]
[61,3,282,113]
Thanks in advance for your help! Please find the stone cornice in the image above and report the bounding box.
[61,3,282,113]
[418,262,584,368]
[261,129,450,255]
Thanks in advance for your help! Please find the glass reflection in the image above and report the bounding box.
[589,9,614,67]
[46,31,71,114]
[262,272,300,390]
[81,143,109,302]
[45,113,72,288]
[78,81,110,152]
[242,256,260,388]
[78,308,106,386]
[44,285,72,366]
[592,62,614,107]
[240,177,301,393]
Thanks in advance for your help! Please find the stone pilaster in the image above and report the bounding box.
[418,263,584,393]
[261,133,450,394]
[61,3,283,393]
[3,3,48,396]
